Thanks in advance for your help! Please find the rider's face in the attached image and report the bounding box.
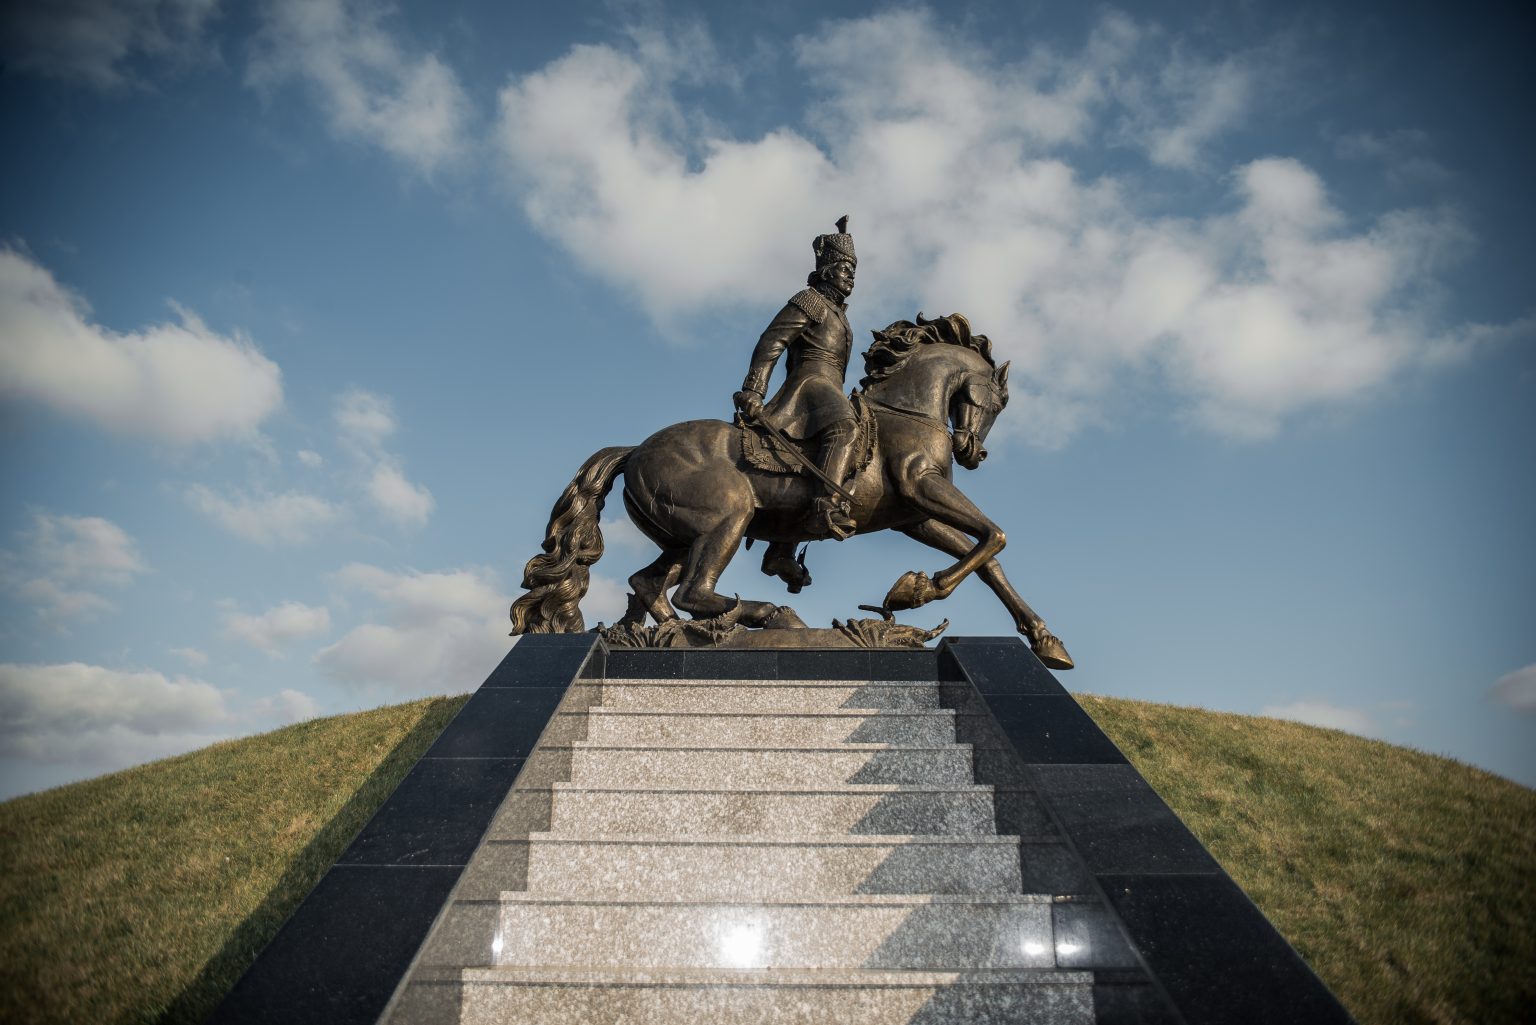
[826,261,856,298]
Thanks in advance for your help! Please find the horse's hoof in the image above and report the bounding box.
[1033,633,1074,670]
[884,570,935,611]
[764,606,809,630]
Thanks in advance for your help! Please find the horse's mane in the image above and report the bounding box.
[860,312,995,389]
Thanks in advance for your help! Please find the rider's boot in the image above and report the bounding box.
[761,541,811,593]
[803,419,858,541]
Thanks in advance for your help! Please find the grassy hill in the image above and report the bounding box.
[1,692,1531,1025]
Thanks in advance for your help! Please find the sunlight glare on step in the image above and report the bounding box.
[491,928,504,962]
[1022,940,1047,957]
[715,916,767,968]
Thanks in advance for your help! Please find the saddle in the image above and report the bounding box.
[737,392,879,481]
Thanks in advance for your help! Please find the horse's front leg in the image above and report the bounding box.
[885,470,1006,607]
[899,517,1073,670]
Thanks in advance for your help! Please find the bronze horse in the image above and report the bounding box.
[510,314,1073,669]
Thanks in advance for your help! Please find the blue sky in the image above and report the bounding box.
[1,0,1531,799]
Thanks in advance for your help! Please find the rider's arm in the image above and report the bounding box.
[741,302,811,398]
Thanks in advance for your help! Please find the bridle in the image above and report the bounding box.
[866,375,1004,456]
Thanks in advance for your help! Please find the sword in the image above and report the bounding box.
[743,409,856,505]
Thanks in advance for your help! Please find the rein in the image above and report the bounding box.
[866,396,949,435]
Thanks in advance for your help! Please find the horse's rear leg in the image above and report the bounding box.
[673,512,785,627]
[900,517,1073,670]
[627,550,684,625]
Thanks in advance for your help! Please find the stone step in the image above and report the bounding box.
[571,679,940,713]
[521,743,977,788]
[420,893,1066,972]
[389,965,1096,1025]
[516,833,1026,899]
[570,709,960,746]
[487,783,1001,837]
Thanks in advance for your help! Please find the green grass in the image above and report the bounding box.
[0,692,1531,1025]
[0,695,468,1025]
[1078,695,1536,1025]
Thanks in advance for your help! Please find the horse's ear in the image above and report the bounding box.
[995,361,1011,386]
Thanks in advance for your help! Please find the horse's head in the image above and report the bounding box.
[862,313,1011,469]
[951,359,1009,470]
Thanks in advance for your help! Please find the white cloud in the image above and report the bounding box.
[1260,699,1378,737]
[0,661,232,766]
[316,564,510,693]
[222,600,331,654]
[0,661,328,798]
[250,687,320,722]
[583,572,630,627]
[1489,664,1536,713]
[1335,128,1451,187]
[186,484,342,545]
[600,515,653,554]
[7,512,147,622]
[20,578,115,620]
[247,0,470,175]
[333,389,434,529]
[0,0,220,89]
[296,448,323,468]
[334,388,396,450]
[0,247,283,444]
[367,461,435,527]
[25,512,146,583]
[492,8,1504,443]
[1123,52,1252,170]
[169,646,209,666]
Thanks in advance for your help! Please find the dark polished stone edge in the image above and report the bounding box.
[204,634,603,1025]
[605,646,943,680]
[937,638,1356,1025]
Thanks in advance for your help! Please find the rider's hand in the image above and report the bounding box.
[734,391,765,419]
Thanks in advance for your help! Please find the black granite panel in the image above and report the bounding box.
[423,687,566,759]
[991,787,1057,835]
[1052,901,1139,969]
[579,640,607,679]
[778,648,871,679]
[940,638,1066,695]
[1017,840,1094,893]
[943,636,1023,644]
[1032,765,1218,875]
[336,758,524,867]
[1091,978,1183,1025]
[980,694,1129,765]
[684,648,781,679]
[968,745,1031,785]
[606,647,687,678]
[868,649,942,680]
[1098,873,1356,1025]
[481,633,599,688]
[204,864,461,1025]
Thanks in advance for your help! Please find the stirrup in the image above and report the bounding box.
[805,497,855,541]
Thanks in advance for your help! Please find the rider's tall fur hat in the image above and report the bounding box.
[813,215,856,269]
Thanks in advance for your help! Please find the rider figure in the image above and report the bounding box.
[733,216,859,543]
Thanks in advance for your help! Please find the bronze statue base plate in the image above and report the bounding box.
[596,614,948,650]
[715,627,890,649]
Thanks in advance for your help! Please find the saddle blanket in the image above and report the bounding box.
[737,392,878,480]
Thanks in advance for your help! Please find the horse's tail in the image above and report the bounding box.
[510,446,634,635]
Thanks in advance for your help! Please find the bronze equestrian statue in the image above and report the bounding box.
[735,216,861,544]
[509,220,1073,669]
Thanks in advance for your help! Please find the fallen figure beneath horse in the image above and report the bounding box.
[508,312,1073,669]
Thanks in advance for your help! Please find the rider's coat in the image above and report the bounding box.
[741,287,857,440]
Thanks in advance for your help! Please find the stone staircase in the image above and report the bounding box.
[381,672,1137,1024]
